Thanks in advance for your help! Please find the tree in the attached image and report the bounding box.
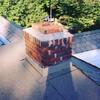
[0,0,99,33]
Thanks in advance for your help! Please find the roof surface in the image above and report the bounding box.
[73,49,100,68]
[0,39,100,100]
[72,30,100,53]
[0,16,23,46]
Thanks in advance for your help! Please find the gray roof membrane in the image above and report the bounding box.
[0,40,100,100]
[73,49,100,68]
[72,30,100,53]
[72,31,100,85]
[0,16,23,46]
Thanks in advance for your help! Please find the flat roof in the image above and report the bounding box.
[0,40,100,100]
[73,49,100,69]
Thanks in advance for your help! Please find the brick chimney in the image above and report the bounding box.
[24,21,73,76]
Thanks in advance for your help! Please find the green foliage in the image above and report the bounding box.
[94,16,100,29]
[0,0,47,27]
[56,0,100,33]
[0,0,100,33]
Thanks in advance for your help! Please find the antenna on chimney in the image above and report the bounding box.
[44,0,54,22]
[49,0,52,19]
